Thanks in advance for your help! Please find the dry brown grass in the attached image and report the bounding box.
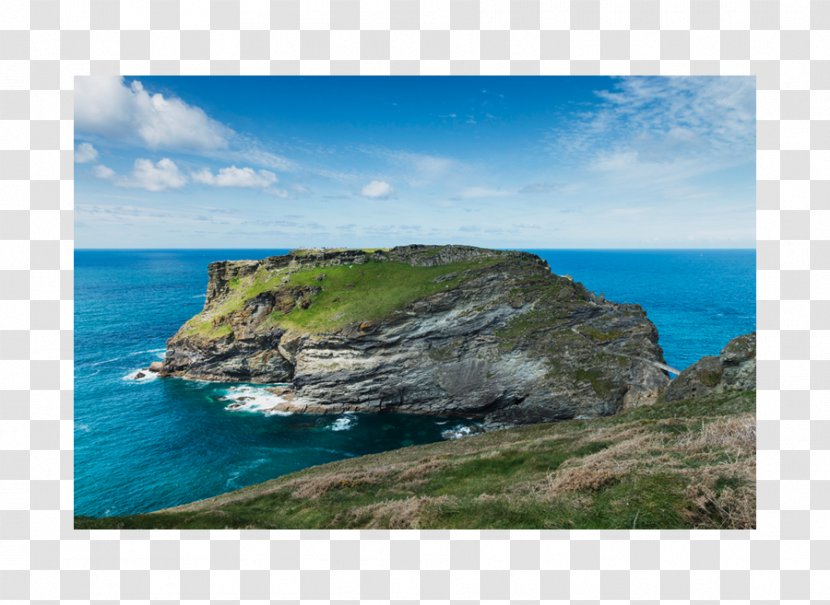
[540,413,755,528]
[545,429,661,494]
[677,415,755,454]
[684,457,756,529]
[284,456,452,499]
[397,458,449,482]
[287,466,396,499]
[339,495,451,529]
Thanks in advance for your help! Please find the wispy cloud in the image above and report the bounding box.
[77,203,233,225]
[455,186,512,200]
[518,182,565,195]
[359,146,459,185]
[550,77,755,172]
[226,138,297,172]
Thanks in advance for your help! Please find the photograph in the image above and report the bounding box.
[72,75,756,530]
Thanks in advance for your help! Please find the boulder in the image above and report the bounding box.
[661,332,755,401]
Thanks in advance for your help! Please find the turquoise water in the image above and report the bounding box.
[75,249,754,517]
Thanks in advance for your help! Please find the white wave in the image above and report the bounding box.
[126,348,166,357]
[219,385,292,416]
[330,414,357,432]
[90,348,166,367]
[122,368,159,382]
[441,424,479,440]
[90,357,123,367]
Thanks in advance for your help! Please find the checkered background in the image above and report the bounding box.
[0,0,826,601]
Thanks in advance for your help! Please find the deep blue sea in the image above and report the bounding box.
[75,249,755,517]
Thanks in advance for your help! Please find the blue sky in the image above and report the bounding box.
[74,76,755,249]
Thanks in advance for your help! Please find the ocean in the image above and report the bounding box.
[75,248,755,517]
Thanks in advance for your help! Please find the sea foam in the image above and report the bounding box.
[219,385,293,416]
[441,424,481,440]
[330,414,357,432]
[122,369,159,382]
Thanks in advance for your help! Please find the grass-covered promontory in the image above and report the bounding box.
[76,390,755,530]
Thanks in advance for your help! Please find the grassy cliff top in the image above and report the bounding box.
[76,390,755,530]
[180,246,543,339]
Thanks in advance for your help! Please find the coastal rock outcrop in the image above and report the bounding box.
[161,245,670,425]
[661,332,756,401]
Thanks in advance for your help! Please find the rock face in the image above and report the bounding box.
[661,332,755,401]
[161,245,670,425]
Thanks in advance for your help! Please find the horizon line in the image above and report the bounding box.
[74,246,757,252]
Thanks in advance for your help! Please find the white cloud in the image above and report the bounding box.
[75,77,233,152]
[192,166,278,189]
[130,158,188,191]
[75,142,99,163]
[93,158,188,191]
[361,180,393,199]
[92,164,115,180]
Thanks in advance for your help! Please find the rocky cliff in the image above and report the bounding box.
[161,245,670,425]
[661,332,755,402]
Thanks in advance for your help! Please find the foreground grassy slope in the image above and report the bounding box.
[76,391,755,530]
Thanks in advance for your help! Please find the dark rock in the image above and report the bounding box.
[161,245,671,425]
[135,372,146,379]
[661,332,755,401]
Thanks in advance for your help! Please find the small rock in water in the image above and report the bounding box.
[226,402,243,410]
[135,372,146,379]
[148,361,163,372]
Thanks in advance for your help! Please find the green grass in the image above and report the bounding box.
[75,391,755,530]
[181,320,233,340]
[576,326,625,343]
[574,368,617,398]
[180,266,288,338]
[180,257,503,339]
[268,258,501,333]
